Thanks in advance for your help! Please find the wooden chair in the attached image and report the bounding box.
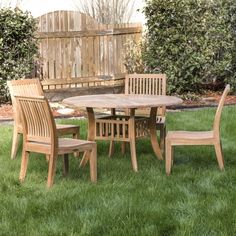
[165,84,230,175]
[128,73,167,146]
[16,95,97,187]
[109,73,167,156]
[7,79,80,159]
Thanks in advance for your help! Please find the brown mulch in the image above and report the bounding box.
[0,104,85,120]
[0,104,13,120]
[1,94,236,120]
[181,94,236,106]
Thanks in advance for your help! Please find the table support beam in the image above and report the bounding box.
[150,107,163,160]
[129,108,138,172]
[108,108,116,157]
[80,107,95,167]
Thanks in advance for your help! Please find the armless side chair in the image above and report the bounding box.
[109,73,167,157]
[165,84,230,175]
[7,79,80,159]
[125,74,167,151]
[16,95,97,187]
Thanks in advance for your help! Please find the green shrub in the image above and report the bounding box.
[123,38,146,73]
[0,8,38,103]
[143,0,236,93]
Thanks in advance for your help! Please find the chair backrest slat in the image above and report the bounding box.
[7,79,44,130]
[125,74,167,116]
[125,74,166,96]
[213,84,230,135]
[16,96,57,145]
[7,78,43,98]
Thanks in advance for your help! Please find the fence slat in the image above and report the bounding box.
[36,11,142,80]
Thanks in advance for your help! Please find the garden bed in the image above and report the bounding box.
[1,93,236,121]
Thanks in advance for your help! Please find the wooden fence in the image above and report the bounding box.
[35,11,142,81]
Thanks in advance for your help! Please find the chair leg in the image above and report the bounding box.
[130,139,138,172]
[63,154,69,176]
[89,144,97,182]
[165,140,173,175]
[73,132,80,157]
[11,129,21,159]
[80,151,90,168]
[47,154,57,188]
[19,150,29,182]
[109,141,115,158]
[214,142,224,170]
[171,149,174,167]
[109,141,127,157]
[160,125,166,153]
[73,131,80,139]
[46,155,50,161]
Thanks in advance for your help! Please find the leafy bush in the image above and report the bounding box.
[0,8,38,103]
[123,38,146,73]
[143,0,236,93]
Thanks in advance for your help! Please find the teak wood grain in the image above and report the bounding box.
[36,11,142,80]
[165,85,230,175]
[122,73,167,152]
[7,79,80,159]
[63,94,182,171]
[63,94,181,109]
[16,96,97,187]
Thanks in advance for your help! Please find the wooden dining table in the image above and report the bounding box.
[63,94,182,171]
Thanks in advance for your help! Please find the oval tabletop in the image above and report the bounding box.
[63,94,182,109]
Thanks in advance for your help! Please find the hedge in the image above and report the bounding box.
[143,0,236,93]
[0,8,38,103]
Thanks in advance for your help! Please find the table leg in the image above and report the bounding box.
[80,107,95,167]
[129,108,138,172]
[108,108,116,157]
[122,108,130,155]
[150,107,163,160]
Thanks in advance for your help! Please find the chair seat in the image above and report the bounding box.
[167,130,214,139]
[26,138,95,155]
[56,124,80,135]
[58,138,95,150]
[166,130,215,145]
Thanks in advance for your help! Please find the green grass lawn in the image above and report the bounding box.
[0,106,236,235]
